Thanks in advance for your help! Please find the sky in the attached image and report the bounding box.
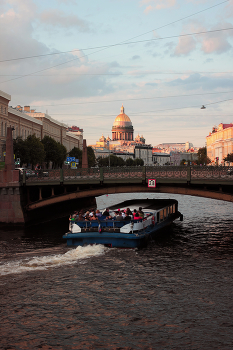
[1,0,233,148]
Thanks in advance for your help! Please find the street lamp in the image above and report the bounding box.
[107,140,110,167]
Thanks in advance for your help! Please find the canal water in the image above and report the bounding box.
[0,193,233,350]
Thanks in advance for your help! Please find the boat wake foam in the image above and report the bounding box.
[0,244,107,276]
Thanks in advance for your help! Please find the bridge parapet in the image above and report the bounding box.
[18,165,233,186]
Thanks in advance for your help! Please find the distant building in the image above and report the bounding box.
[112,105,134,141]
[155,142,195,153]
[170,151,198,166]
[113,150,134,161]
[0,90,83,159]
[206,123,233,165]
[153,153,170,166]
[134,145,153,165]
[91,105,151,164]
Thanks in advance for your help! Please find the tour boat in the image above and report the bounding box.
[63,199,183,248]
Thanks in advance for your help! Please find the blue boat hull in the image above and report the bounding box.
[63,215,178,248]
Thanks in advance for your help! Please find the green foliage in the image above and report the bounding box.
[69,147,82,166]
[13,137,30,166]
[87,146,96,167]
[41,136,58,167]
[97,155,144,167]
[134,158,144,166]
[224,153,233,163]
[41,136,67,168]
[26,135,45,168]
[69,146,96,168]
[56,143,67,168]
[126,158,134,166]
[197,147,211,165]
[97,155,120,167]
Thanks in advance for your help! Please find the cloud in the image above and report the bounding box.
[0,0,116,104]
[39,9,90,32]
[167,73,233,91]
[140,0,176,13]
[132,55,140,60]
[173,21,233,56]
[174,36,196,56]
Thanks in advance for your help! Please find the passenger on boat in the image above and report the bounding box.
[133,212,140,220]
[90,214,98,221]
[77,213,84,221]
[138,207,144,219]
[96,210,102,218]
[69,211,78,221]
[85,213,91,221]
[89,209,95,217]
[121,210,126,219]
[124,214,131,221]
[133,209,138,218]
[126,208,133,215]
[102,208,110,216]
[116,211,123,221]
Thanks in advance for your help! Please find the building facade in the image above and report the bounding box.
[152,153,170,166]
[134,145,153,165]
[0,90,83,160]
[206,123,233,165]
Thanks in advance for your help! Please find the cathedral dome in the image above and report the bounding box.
[113,105,132,128]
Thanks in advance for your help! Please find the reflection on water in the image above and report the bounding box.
[0,193,233,349]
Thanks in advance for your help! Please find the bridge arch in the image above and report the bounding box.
[27,184,233,212]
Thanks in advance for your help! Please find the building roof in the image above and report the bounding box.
[113,105,132,128]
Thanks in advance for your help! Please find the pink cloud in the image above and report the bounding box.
[174,36,196,55]
[140,0,176,13]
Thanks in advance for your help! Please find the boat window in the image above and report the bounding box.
[160,210,163,222]
[157,212,159,222]
[173,204,176,213]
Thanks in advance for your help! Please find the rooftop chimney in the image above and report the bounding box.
[24,106,30,112]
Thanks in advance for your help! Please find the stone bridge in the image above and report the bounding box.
[1,165,233,225]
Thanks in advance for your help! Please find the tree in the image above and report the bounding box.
[55,143,67,168]
[13,137,29,166]
[223,153,233,164]
[41,136,59,168]
[134,158,144,166]
[26,135,45,168]
[69,147,82,166]
[126,158,135,166]
[97,155,126,167]
[197,147,211,165]
[87,146,96,167]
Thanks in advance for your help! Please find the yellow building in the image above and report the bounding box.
[206,123,233,164]
[0,90,83,159]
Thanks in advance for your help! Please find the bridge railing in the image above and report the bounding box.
[19,165,233,184]
[191,166,231,179]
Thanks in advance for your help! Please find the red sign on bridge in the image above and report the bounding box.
[148,179,156,188]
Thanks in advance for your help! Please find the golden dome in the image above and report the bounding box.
[113,105,132,127]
